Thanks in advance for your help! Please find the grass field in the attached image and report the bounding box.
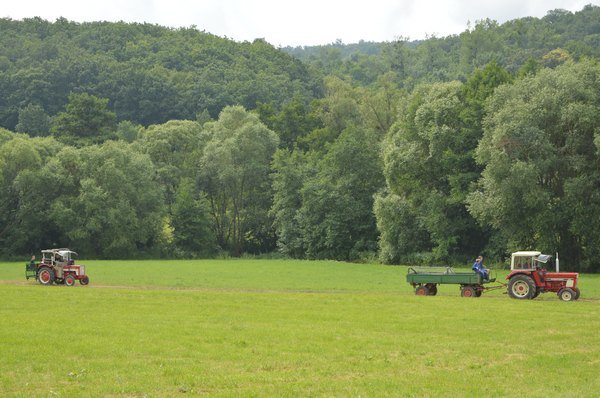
[1,259,599,397]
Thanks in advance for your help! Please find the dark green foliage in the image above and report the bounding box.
[0,8,599,269]
[48,142,165,258]
[198,106,279,256]
[272,126,385,261]
[255,97,322,149]
[469,60,600,271]
[135,120,205,208]
[0,18,320,130]
[171,179,216,257]
[284,6,600,86]
[15,104,51,136]
[50,93,116,146]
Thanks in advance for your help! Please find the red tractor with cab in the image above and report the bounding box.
[507,251,579,301]
[26,248,90,286]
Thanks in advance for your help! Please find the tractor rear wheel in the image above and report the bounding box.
[574,287,581,300]
[65,274,76,287]
[80,276,89,285]
[415,286,429,296]
[508,275,535,299]
[461,286,476,297]
[37,267,54,286]
[558,288,575,302]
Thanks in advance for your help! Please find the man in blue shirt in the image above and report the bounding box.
[472,256,489,281]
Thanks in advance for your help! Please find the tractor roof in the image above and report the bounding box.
[512,251,542,257]
[41,248,78,256]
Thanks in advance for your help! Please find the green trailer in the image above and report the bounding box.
[406,266,500,297]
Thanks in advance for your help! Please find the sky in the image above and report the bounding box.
[2,0,598,47]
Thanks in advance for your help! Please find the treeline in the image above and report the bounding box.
[0,17,320,130]
[0,7,599,271]
[284,5,600,87]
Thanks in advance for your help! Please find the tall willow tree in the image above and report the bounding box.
[199,106,279,255]
[376,61,511,263]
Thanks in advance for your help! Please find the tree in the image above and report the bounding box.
[270,149,311,258]
[50,92,116,146]
[255,97,321,150]
[374,192,431,264]
[199,106,279,255]
[0,135,66,254]
[15,104,51,136]
[272,125,385,261]
[378,81,485,262]
[115,120,142,143]
[297,125,385,260]
[171,178,216,256]
[0,136,43,252]
[49,142,164,258]
[136,120,205,208]
[469,61,600,271]
[299,77,361,150]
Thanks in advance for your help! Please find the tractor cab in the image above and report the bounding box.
[510,251,553,271]
[41,248,78,267]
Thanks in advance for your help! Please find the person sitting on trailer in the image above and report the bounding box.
[472,256,489,281]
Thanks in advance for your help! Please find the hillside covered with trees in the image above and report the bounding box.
[0,5,599,271]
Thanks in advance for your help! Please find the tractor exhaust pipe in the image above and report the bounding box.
[556,252,559,273]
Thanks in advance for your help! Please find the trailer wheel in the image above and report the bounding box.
[415,286,429,296]
[558,288,575,302]
[80,276,89,285]
[508,275,535,299]
[65,274,76,287]
[573,288,581,300]
[475,289,482,297]
[37,267,54,285]
[426,284,437,296]
[461,286,476,297]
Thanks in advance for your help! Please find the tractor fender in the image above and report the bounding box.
[506,270,544,287]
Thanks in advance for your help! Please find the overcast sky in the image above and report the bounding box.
[2,0,598,46]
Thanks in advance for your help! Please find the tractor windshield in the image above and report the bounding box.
[536,254,552,263]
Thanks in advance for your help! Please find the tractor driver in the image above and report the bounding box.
[472,256,489,281]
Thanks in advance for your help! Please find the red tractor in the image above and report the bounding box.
[26,248,90,286]
[507,251,579,301]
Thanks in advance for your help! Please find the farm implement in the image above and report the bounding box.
[407,251,580,301]
[406,266,504,297]
[26,248,89,286]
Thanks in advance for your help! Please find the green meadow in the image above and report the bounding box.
[1,260,599,397]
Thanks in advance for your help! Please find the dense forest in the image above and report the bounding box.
[0,5,598,271]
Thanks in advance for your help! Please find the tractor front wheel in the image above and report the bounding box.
[558,288,576,302]
[80,276,89,286]
[508,275,535,299]
[37,267,54,286]
[461,286,476,297]
[65,274,76,287]
[574,287,581,300]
